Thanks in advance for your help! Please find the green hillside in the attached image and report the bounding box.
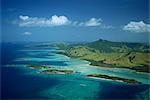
[59,39,150,73]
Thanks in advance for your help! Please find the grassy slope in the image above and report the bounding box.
[60,39,150,72]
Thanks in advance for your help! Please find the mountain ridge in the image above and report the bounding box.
[57,39,150,73]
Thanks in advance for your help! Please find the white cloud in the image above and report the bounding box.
[50,15,70,26]
[19,15,70,27]
[18,15,113,29]
[23,32,32,35]
[77,18,112,28]
[19,15,29,20]
[123,21,150,33]
[84,18,102,26]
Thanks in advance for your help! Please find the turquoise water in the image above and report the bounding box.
[16,47,150,84]
[2,43,150,99]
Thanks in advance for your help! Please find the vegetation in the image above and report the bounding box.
[41,69,75,74]
[27,65,76,74]
[58,39,150,73]
[27,65,51,68]
[87,74,141,84]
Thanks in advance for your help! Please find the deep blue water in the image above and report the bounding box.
[1,43,63,99]
[1,43,149,99]
[1,43,22,65]
[2,67,59,99]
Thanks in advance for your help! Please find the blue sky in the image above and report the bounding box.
[1,0,149,43]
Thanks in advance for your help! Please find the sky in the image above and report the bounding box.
[1,0,150,43]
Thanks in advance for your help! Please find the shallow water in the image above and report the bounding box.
[1,43,149,99]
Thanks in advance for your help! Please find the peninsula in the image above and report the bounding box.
[56,39,150,73]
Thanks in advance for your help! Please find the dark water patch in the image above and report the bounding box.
[1,67,60,99]
[50,50,64,54]
[14,61,68,66]
[1,43,24,65]
[18,49,55,59]
[26,53,54,58]
[98,80,149,99]
[21,47,57,51]
[39,61,68,66]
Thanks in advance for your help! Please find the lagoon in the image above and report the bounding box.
[1,43,149,99]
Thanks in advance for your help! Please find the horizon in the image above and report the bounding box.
[1,0,149,43]
[1,38,149,44]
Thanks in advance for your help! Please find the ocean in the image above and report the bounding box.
[1,43,149,99]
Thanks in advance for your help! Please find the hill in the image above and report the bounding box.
[58,39,150,73]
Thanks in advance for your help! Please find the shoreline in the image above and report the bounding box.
[26,64,142,85]
[87,74,141,84]
[87,59,150,73]
[56,51,150,73]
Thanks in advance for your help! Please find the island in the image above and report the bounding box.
[27,65,51,69]
[41,69,76,74]
[87,74,141,84]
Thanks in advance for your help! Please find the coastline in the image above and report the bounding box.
[87,74,141,84]
[56,51,150,73]
[87,59,150,73]
[26,64,142,85]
